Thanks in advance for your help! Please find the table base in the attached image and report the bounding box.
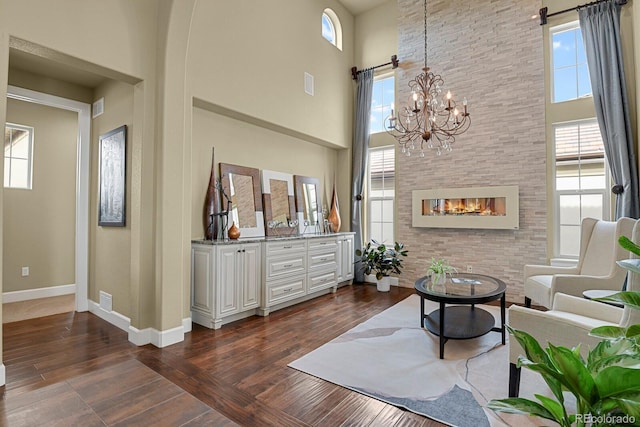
[424,306,495,339]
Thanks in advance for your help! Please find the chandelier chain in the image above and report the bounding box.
[384,0,471,157]
[424,0,428,69]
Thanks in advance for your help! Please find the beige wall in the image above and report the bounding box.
[396,0,547,302]
[355,0,398,149]
[90,79,134,316]
[184,1,357,319]
[187,0,354,149]
[0,0,160,344]
[191,107,338,239]
[3,98,77,292]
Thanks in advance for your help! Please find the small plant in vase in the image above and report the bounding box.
[355,240,408,292]
[427,257,457,285]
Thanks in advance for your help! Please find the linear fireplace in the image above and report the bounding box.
[412,186,519,229]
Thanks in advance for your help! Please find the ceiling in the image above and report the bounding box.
[339,0,389,16]
[9,48,107,89]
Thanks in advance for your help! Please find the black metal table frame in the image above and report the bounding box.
[415,274,506,359]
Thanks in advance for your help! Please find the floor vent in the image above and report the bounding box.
[99,291,113,312]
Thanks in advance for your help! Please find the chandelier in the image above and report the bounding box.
[386,0,470,157]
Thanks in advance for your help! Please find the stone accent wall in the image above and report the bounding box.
[395,0,547,302]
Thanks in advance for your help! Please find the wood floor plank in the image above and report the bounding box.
[3,386,103,427]
[0,284,451,426]
[111,392,210,427]
[67,359,160,405]
[180,410,240,426]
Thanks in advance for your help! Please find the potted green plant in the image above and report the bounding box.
[355,240,408,292]
[427,257,457,285]
[487,235,640,426]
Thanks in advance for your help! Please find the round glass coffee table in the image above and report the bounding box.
[414,273,506,359]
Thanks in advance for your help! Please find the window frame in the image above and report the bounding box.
[370,75,395,135]
[552,118,611,259]
[550,21,592,104]
[366,146,395,244]
[4,122,34,190]
[321,8,342,51]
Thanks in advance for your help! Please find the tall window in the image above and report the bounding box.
[4,123,34,189]
[367,147,395,244]
[370,76,394,134]
[321,9,342,50]
[551,22,591,103]
[554,119,609,257]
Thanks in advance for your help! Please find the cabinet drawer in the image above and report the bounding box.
[265,254,306,279]
[308,238,338,252]
[266,276,306,304]
[308,251,337,271]
[265,240,306,256]
[308,270,338,293]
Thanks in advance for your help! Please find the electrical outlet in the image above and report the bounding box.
[466,265,472,273]
[21,266,29,277]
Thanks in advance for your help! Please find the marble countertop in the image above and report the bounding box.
[192,231,355,246]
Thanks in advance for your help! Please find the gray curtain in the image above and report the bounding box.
[352,69,373,282]
[579,0,639,219]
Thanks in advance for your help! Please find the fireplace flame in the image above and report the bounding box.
[429,197,506,216]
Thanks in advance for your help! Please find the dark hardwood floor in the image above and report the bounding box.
[1,284,447,426]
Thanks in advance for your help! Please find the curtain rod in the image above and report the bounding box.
[351,55,399,80]
[539,0,628,25]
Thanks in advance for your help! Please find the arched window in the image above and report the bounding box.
[322,8,342,50]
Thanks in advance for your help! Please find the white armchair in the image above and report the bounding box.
[524,217,635,308]
[508,218,640,397]
[508,293,623,396]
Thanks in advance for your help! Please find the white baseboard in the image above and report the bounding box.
[3,284,76,303]
[88,299,187,348]
[182,317,192,333]
[88,300,131,331]
[0,364,5,386]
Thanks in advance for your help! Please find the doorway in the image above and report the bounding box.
[6,85,90,312]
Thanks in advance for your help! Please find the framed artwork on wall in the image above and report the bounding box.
[98,125,127,227]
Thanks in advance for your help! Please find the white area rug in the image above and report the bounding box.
[289,295,557,427]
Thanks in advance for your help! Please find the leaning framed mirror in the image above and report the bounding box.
[262,170,297,237]
[293,175,323,235]
[219,163,265,238]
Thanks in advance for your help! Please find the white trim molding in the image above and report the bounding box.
[88,300,188,348]
[128,325,185,348]
[7,85,91,313]
[182,317,192,333]
[0,364,5,386]
[3,284,76,303]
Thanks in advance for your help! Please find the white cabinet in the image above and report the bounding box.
[337,233,355,283]
[307,237,339,294]
[262,240,307,313]
[191,242,261,329]
[191,233,355,327]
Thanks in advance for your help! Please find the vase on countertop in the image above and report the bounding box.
[328,183,341,233]
[228,222,240,240]
[203,148,218,240]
